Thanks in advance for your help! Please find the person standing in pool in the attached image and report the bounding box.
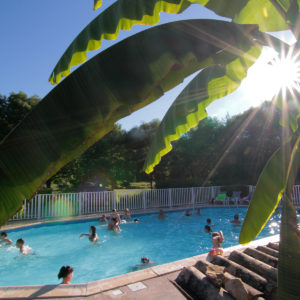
[112,209,121,224]
[206,218,215,226]
[185,209,191,216]
[58,266,74,284]
[99,214,107,223]
[0,231,12,245]
[230,214,241,224]
[123,208,131,220]
[204,225,212,234]
[80,226,98,242]
[157,209,167,219]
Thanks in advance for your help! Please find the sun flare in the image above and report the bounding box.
[241,49,300,105]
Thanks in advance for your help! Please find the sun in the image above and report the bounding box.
[240,48,300,106]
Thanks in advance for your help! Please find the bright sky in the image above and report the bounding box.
[0,0,295,130]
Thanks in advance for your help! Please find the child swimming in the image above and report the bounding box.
[0,231,12,245]
[230,214,241,224]
[58,265,74,284]
[185,209,191,216]
[80,226,98,242]
[204,225,212,234]
[16,238,32,255]
[99,214,107,223]
[157,210,167,219]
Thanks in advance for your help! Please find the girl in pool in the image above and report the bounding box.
[0,231,12,245]
[80,226,98,242]
[58,265,74,284]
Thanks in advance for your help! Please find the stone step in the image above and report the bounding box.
[195,260,264,299]
[256,246,279,258]
[267,242,279,251]
[175,266,234,300]
[229,250,277,282]
[211,255,269,293]
[243,247,278,268]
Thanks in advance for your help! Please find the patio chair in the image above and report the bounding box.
[214,193,228,205]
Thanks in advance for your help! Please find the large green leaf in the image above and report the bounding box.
[94,0,102,11]
[143,44,262,174]
[49,0,290,84]
[0,19,259,225]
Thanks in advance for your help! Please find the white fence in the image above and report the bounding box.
[9,185,300,221]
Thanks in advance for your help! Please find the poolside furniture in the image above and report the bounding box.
[214,193,228,205]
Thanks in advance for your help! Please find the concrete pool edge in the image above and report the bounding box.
[0,234,279,299]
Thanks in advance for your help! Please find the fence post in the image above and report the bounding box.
[168,188,172,208]
[78,192,82,216]
[191,187,195,210]
[113,191,117,209]
[37,194,41,220]
[143,190,146,210]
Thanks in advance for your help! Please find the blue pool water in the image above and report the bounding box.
[0,207,282,286]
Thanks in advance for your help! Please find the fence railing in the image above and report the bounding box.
[9,185,300,221]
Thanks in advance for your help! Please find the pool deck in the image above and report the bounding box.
[0,234,279,299]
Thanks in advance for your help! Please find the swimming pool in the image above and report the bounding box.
[0,207,282,286]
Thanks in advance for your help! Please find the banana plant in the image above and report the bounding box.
[1,0,300,298]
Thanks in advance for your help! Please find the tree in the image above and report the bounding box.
[1,1,300,297]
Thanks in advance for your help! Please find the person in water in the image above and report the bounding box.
[112,209,121,223]
[230,214,241,224]
[196,208,201,216]
[16,238,31,255]
[157,209,167,219]
[0,231,12,245]
[141,257,154,264]
[99,214,107,223]
[185,209,191,216]
[206,218,215,226]
[58,266,74,284]
[80,226,98,242]
[107,217,121,231]
[204,225,212,234]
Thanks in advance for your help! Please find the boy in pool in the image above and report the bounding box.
[0,231,12,245]
[206,218,215,226]
[157,209,167,219]
[80,226,98,242]
[230,214,241,224]
[185,209,191,216]
[16,238,32,255]
[141,257,154,264]
[204,225,212,233]
[99,214,107,223]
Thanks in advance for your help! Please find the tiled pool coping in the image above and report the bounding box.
[0,207,280,299]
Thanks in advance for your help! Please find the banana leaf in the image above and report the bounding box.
[94,0,102,11]
[143,44,262,174]
[0,19,260,225]
[49,0,290,84]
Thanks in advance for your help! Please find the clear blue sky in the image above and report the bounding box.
[0,1,294,130]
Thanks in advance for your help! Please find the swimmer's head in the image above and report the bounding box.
[206,218,211,224]
[212,232,219,237]
[134,219,139,223]
[125,208,129,212]
[112,209,117,213]
[0,231,7,238]
[234,214,239,220]
[58,265,74,280]
[90,226,96,236]
[141,257,149,264]
[204,225,212,233]
[16,238,24,248]
[159,209,163,213]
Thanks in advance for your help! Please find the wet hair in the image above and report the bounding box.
[0,231,7,237]
[112,209,117,212]
[134,219,139,222]
[16,238,24,245]
[212,232,219,237]
[141,257,149,263]
[58,266,74,279]
[205,225,212,233]
[206,218,211,224]
[90,226,96,237]
[234,214,239,220]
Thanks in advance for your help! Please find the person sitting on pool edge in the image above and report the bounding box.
[80,226,98,242]
[99,214,107,223]
[16,238,32,255]
[208,231,224,258]
[185,209,191,216]
[58,265,74,284]
[0,231,12,245]
[157,209,167,219]
[230,214,241,224]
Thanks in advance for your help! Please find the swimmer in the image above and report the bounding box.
[141,257,154,264]
[107,217,121,232]
[123,208,131,220]
[204,225,212,234]
[58,265,74,284]
[212,231,224,248]
[0,231,12,245]
[134,218,140,223]
[185,209,191,216]
[99,214,107,223]
[80,226,98,242]
[196,208,201,216]
[206,218,215,226]
[112,209,121,224]
[230,214,241,224]
[157,209,167,219]
[16,238,31,255]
